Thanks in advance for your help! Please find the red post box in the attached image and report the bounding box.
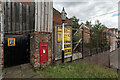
[40,42,48,63]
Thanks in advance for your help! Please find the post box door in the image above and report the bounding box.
[40,43,48,63]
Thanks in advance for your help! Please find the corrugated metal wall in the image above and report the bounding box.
[35,1,53,32]
[3,1,53,34]
[4,2,35,34]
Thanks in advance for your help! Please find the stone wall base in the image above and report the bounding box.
[55,51,110,68]
[55,57,72,64]
[72,53,82,61]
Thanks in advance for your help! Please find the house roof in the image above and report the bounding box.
[86,26,92,29]
[79,24,92,30]
[109,28,118,30]
[109,28,118,32]
[80,24,89,30]
[74,24,88,35]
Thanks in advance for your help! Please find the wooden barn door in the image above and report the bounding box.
[4,35,30,68]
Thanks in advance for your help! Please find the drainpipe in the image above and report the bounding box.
[1,1,4,44]
[1,0,4,68]
[0,0,4,79]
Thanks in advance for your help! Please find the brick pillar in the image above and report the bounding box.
[30,32,52,68]
[0,33,3,69]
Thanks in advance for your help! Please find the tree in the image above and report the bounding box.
[70,16,81,41]
[70,16,81,48]
[85,21,92,29]
[70,16,80,29]
[92,20,107,48]
[92,20,105,31]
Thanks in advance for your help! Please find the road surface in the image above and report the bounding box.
[110,48,120,69]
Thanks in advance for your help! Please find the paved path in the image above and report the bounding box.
[0,57,2,80]
[3,63,39,78]
[0,62,2,80]
[0,63,2,80]
[110,48,119,69]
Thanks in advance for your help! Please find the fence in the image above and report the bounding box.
[72,28,115,59]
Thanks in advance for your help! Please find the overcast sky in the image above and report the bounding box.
[53,0,120,28]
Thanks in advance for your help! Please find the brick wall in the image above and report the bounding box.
[76,25,90,43]
[53,8,72,26]
[110,36,117,52]
[0,33,4,68]
[30,32,52,68]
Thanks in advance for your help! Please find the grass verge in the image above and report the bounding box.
[35,62,118,78]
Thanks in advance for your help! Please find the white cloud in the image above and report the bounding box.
[53,0,120,28]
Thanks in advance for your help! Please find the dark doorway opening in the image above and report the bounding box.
[4,34,30,68]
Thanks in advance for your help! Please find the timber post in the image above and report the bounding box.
[82,28,84,59]
[90,29,92,56]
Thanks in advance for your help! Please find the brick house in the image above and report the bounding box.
[103,27,118,52]
[75,24,117,51]
[74,25,91,43]
[109,28,118,37]
[109,28,118,51]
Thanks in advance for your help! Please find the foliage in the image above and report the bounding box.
[77,20,108,48]
[85,21,92,29]
[92,20,105,31]
[70,16,82,47]
[91,20,108,48]
[71,18,109,49]
[35,62,118,78]
[70,16,80,29]
[70,16,80,35]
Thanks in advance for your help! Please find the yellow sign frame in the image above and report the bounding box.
[8,38,15,46]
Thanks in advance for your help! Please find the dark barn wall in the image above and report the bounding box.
[4,2,35,34]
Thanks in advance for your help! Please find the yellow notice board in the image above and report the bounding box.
[64,27,71,42]
[57,26,71,42]
[64,41,72,55]
[57,27,62,42]
[57,26,72,55]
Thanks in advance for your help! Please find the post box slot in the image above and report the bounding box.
[41,46,47,47]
